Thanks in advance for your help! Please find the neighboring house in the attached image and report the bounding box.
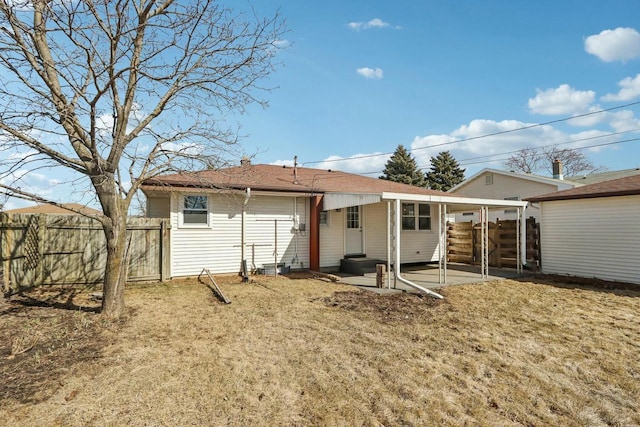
[448,167,580,222]
[2,203,102,215]
[141,162,527,277]
[527,174,640,285]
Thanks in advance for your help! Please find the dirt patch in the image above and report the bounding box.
[321,290,446,322]
[0,287,120,405]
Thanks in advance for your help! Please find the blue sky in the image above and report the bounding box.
[241,0,640,177]
[2,0,640,210]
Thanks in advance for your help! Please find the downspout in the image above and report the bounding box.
[394,199,443,299]
[520,204,527,272]
[241,188,251,272]
[292,197,299,265]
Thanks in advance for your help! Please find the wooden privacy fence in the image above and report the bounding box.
[447,218,540,269]
[0,213,170,294]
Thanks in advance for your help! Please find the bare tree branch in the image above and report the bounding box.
[505,145,603,177]
[0,0,286,316]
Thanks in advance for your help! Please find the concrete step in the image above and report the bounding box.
[340,257,386,275]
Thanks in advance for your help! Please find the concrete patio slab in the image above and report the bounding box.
[335,263,523,294]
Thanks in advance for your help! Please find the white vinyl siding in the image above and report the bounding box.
[539,195,640,284]
[170,193,309,277]
[364,203,388,260]
[366,202,440,263]
[320,209,344,269]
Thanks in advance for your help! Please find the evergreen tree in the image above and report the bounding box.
[425,151,465,191]
[380,145,426,187]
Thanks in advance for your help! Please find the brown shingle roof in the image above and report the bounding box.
[2,203,102,215]
[526,174,640,202]
[142,164,455,197]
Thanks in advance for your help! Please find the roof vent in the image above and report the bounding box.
[240,156,251,166]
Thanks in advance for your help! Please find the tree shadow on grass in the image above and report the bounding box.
[514,273,640,298]
[0,287,119,406]
[4,284,101,314]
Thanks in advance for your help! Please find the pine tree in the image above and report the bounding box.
[425,151,465,191]
[380,145,426,187]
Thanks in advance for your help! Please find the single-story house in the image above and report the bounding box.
[526,174,640,285]
[141,162,527,290]
[448,163,579,223]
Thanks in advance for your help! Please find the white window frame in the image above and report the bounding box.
[418,203,432,230]
[319,210,329,226]
[179,194,210,228]
[401,202,431,231]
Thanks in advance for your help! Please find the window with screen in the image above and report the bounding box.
[183,195,208,225]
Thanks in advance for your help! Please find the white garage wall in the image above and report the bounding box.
[540,195,640,284]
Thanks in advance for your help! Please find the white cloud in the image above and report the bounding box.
[609,110,640,132]
[356,67,383,80]
[566,106,607,127]
[272,39,290,49]
[315,111,635,179]
[585,27,640,62]
[528,84,595,115]
[312,153,389,175]
[160,141,203,156]
[347,18,395,31]
[0,168,61,203]
[602,74,640,101]
[450,119,565,155]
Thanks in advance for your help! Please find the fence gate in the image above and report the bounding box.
[1,213,170,295]
[446,217,540,269]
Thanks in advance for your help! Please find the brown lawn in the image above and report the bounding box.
[1,274,639,426]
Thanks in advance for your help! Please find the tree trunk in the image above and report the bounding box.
[94,173,128,318]
[101,215,127,317]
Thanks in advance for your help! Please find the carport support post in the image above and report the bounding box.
[386,200,391,289]
[443,204,447,283]
[438,204,442,284]
[519,205,527,274]
[516,207,521,274]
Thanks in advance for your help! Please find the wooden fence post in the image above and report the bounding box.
[0,213,10,293]
[160,219,170,281]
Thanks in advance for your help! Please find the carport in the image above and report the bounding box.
[379,192,528,298]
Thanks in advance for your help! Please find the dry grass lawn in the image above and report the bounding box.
[1,274,639,426]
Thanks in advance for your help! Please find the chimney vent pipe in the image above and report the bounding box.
[552,159,563,180]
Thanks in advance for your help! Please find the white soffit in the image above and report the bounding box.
[323,193,382,210]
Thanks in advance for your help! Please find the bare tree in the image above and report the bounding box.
[503,147,543,174]
[0,0,285,317]
[505,146,602,177]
